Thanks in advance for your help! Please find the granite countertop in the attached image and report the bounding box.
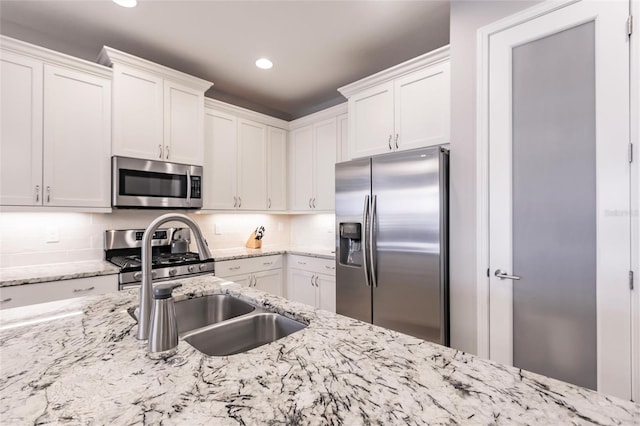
[210,245,335,261]
[1,275,638,425]
[0,260,119,288]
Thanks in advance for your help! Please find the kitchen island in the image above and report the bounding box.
[0,276,638,425]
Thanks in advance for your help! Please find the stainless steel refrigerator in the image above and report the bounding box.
[335,146,449,345]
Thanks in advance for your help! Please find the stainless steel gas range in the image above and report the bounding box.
[105,228,215,290]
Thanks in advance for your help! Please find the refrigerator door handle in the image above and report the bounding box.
[362,195,371,287]
[369,195,378,287]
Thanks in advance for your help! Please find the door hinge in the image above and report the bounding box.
[629,142,634,163]
[628,15,633,36]
[631,271,635,290]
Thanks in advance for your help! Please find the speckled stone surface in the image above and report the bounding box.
[0,260,119,288]
[1,275,638,425]
[211,245,335,261]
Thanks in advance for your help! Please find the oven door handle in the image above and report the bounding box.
[186,169,192,206]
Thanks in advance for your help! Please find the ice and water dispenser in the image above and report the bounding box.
[339,223,363,266]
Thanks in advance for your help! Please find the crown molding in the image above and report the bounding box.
[0,35,111,78]
[204,98,289,129]
[338,44,450,99]
[288,102,347,130]
[98,46,212,92]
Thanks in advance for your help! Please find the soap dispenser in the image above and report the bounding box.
[148,283,182,359]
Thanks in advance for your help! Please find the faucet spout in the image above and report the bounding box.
[136,213,212,340]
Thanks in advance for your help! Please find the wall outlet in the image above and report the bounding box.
[46,226,60,243]
[215,223,223,235]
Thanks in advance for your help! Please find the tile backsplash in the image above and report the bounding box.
[0,211,335,268]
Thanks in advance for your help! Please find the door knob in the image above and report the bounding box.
[494,269,521,280]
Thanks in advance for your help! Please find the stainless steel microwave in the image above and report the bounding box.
[112,156,203,209]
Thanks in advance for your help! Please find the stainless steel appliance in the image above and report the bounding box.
[105,228,214,290]
[112,156,203,209]
[335,146,449,345]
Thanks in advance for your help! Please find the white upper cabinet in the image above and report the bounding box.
[0,50,43,206]
[266,126,287,211]
[203,108,237,209]
[0,36,112,210]
[290,125,315,211]
[203,101,288,211]
[313,118,336,210]
[339,46,450,159]
[337,113,349,163]
[99,47,212,165]
[237,118,267,210]
[43,64,111,207]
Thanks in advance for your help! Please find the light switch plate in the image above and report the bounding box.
[215,224,222,235]
[46,226,59,243]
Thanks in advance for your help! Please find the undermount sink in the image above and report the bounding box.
[183,312,307,356]
[174,294,255,335]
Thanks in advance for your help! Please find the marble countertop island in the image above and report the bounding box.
[1,276,638,425]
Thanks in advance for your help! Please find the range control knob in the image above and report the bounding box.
[198,264,207,272]
[187,265,195,273]
[133,272,142,280]
[169,268,177,277]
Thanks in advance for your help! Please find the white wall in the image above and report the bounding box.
[448,0,541,354]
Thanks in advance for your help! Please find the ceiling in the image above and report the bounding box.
[0,0,450,120]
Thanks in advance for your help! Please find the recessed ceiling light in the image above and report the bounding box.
[255,58,273,70]
[113,0,137,8]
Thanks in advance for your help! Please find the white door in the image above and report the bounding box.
[394,61,450,151]
[288,269,317,307]
[316,273,336,313]
[266,126,287,211]
[0,51,42,206]
[348,82,394,159]
[487,0,631,399]
[112,64,163,161]
[43,64,111,207]
[163,80,203,165]
[313,118,337,210]
[203,108,237,210]
[253,269,282,297]
[237,118,267,210]
[289,126,314,211]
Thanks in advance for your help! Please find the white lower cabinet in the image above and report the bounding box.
[0,275,118,310]
[286,254,336,312]
[215,255,283,297]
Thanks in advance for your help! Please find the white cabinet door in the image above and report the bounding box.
[163,80,204,165]
[337,113,349,163]
[394,61,450,151]
[112,64,164,161]
[289,125,314,211]
[288,269,317,307]
[267,126,287,211]
[313,118,336,211]
[317,273,336,313]
[253,269,282,297]
[221,273,251,288]
[0,51,43,206]
[43,64,111,207]
[237,119,267,210]
[204,108,237,210]
[348,81,394,159]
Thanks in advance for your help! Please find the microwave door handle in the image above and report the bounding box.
[186,169,192,206]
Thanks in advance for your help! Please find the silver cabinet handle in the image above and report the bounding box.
[314,275,319,287]
[0,297,13,303]
[268,198,271,209]
[325,265,335,270]
[73,286,95,293]
[388,134,392,150]
[298,261,306,265]
[46,186,51,203]
[158,144,163,159]
[395,134,399,149]
[165,146,170,160]
[494,269,521,280]
[263,261,273,265]
[238,197,242,208]
[229,266,241,270]
[312,198,317,208]
[309,198,312,208]
[35,185,40,203]
[310,274,315,287]
[233,196,237,208]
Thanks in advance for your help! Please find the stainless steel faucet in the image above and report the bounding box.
[136,213,212,340]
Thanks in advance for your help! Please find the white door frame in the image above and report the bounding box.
[475,0,639,401]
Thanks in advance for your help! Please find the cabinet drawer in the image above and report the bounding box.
[215,255,282,278]
[287,254,336,276]
[0,274,118,310]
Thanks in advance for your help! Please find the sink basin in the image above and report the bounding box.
[129,294,255,335]
[174,294,255,334]
[184,313,307,356]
